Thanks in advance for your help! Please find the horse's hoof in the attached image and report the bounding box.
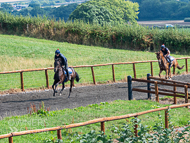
[59,93,62,96]
[53,94,55,97]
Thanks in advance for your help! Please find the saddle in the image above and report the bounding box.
[62,67,73,82]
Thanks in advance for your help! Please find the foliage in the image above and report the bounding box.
[1,12,190,54]
[130,0,190,20]
[44,115,190,142]
[69,0,139,24]
[28,101,50,116]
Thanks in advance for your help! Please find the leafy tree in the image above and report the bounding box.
[50,3,78,21]
[1,3,13,12]
[69,0,139,24]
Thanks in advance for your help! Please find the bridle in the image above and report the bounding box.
[54,59,62,73]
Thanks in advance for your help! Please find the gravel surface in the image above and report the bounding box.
[0,74,190,119]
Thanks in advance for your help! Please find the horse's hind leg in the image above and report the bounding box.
[68,80,73,98]
[59,82,65,96]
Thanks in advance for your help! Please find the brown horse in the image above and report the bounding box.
[52,58,80,97]
[155,51,184,79]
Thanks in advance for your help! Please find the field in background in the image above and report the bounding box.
[0,100,189,142]
[138,20,190,27]
[0,34,189,91]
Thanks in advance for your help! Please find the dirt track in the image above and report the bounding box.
[0,74,190,119]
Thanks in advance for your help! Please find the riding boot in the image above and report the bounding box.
[66,69,71,80]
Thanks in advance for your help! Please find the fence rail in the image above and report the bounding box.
[0,103,190,143]
[128,74,190,107]
[0,58,190,91]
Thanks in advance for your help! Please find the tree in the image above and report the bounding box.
[69,0,139,24]
[1,3,13,12]
[50,3,78,21]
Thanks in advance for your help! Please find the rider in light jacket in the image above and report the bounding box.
[160,44,172,68]
[54,49,70,80]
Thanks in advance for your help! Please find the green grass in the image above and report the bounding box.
[0,100,189,143]
[0,34,189,91]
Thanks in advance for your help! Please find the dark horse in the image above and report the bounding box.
[52,58,80,97]
[155,51,184,79]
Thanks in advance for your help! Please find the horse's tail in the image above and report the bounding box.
[177,64,184,70]
[75,72,80,82]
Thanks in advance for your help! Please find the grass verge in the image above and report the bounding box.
[0,100,189,142]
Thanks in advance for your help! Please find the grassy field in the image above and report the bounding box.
[0,100,189,142]
[0,34,189,91]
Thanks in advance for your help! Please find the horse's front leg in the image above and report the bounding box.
[59,82,65,96]
[159,69,163,78]
[165,68,168,79]
[68,79,73,98]
[52,81,56,96]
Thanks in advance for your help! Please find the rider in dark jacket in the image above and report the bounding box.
[54,49,70,80]
[160,44,172,68]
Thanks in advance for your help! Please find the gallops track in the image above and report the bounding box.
[0,74,190,118]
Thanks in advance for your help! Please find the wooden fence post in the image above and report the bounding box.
[20,72,24,91]
[147,73,151,99]
[134,116,138,137]
[184,85,189,108]
[133,63,136,79]
[150,62,153,76]
[45,69,49,88]
[128,76,133,100]
[91,66,96,84]
[186,59,188,73]
[165,109,169,129]
[57,130,62,140]
[9,137,13,143]
[112,64,115,82]
[101,122,105,134]
[155,81,159,102]
[174,82,177,104]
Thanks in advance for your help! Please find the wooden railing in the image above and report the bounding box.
[128,74,190,107]
[0,57,189,91]
[0,103,190,143]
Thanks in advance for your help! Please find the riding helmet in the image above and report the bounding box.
[161,44,165,49]
[55,49,60,54]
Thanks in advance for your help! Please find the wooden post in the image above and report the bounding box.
[186,59,188,73]
[20,72,24,91]
[133,63,136,79]
[128,76,133,100]
[173,65,175,75]
[45,69,49,88]
[184,85,189,108]
[9,137,13,143]
[101,122,105,134]
[57,130,62,140]
[91,66,96,84]
[134,116,138,137]
[112,64,115,82]
[147,73,151,99]
[150,62,153,76]
[155,81,159,102]
[165,109,169,129]
[174,82,177,104]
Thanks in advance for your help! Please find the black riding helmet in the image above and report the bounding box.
[161,44,165,49]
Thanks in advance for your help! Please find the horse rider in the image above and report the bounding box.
[54,49,71,80]
[160,44,172,68]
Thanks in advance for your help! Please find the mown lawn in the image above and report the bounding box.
[0,100,189,143]
[0,34,189,91]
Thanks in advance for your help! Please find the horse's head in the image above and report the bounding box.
[155,51,162,65]
[54,58,62,72]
